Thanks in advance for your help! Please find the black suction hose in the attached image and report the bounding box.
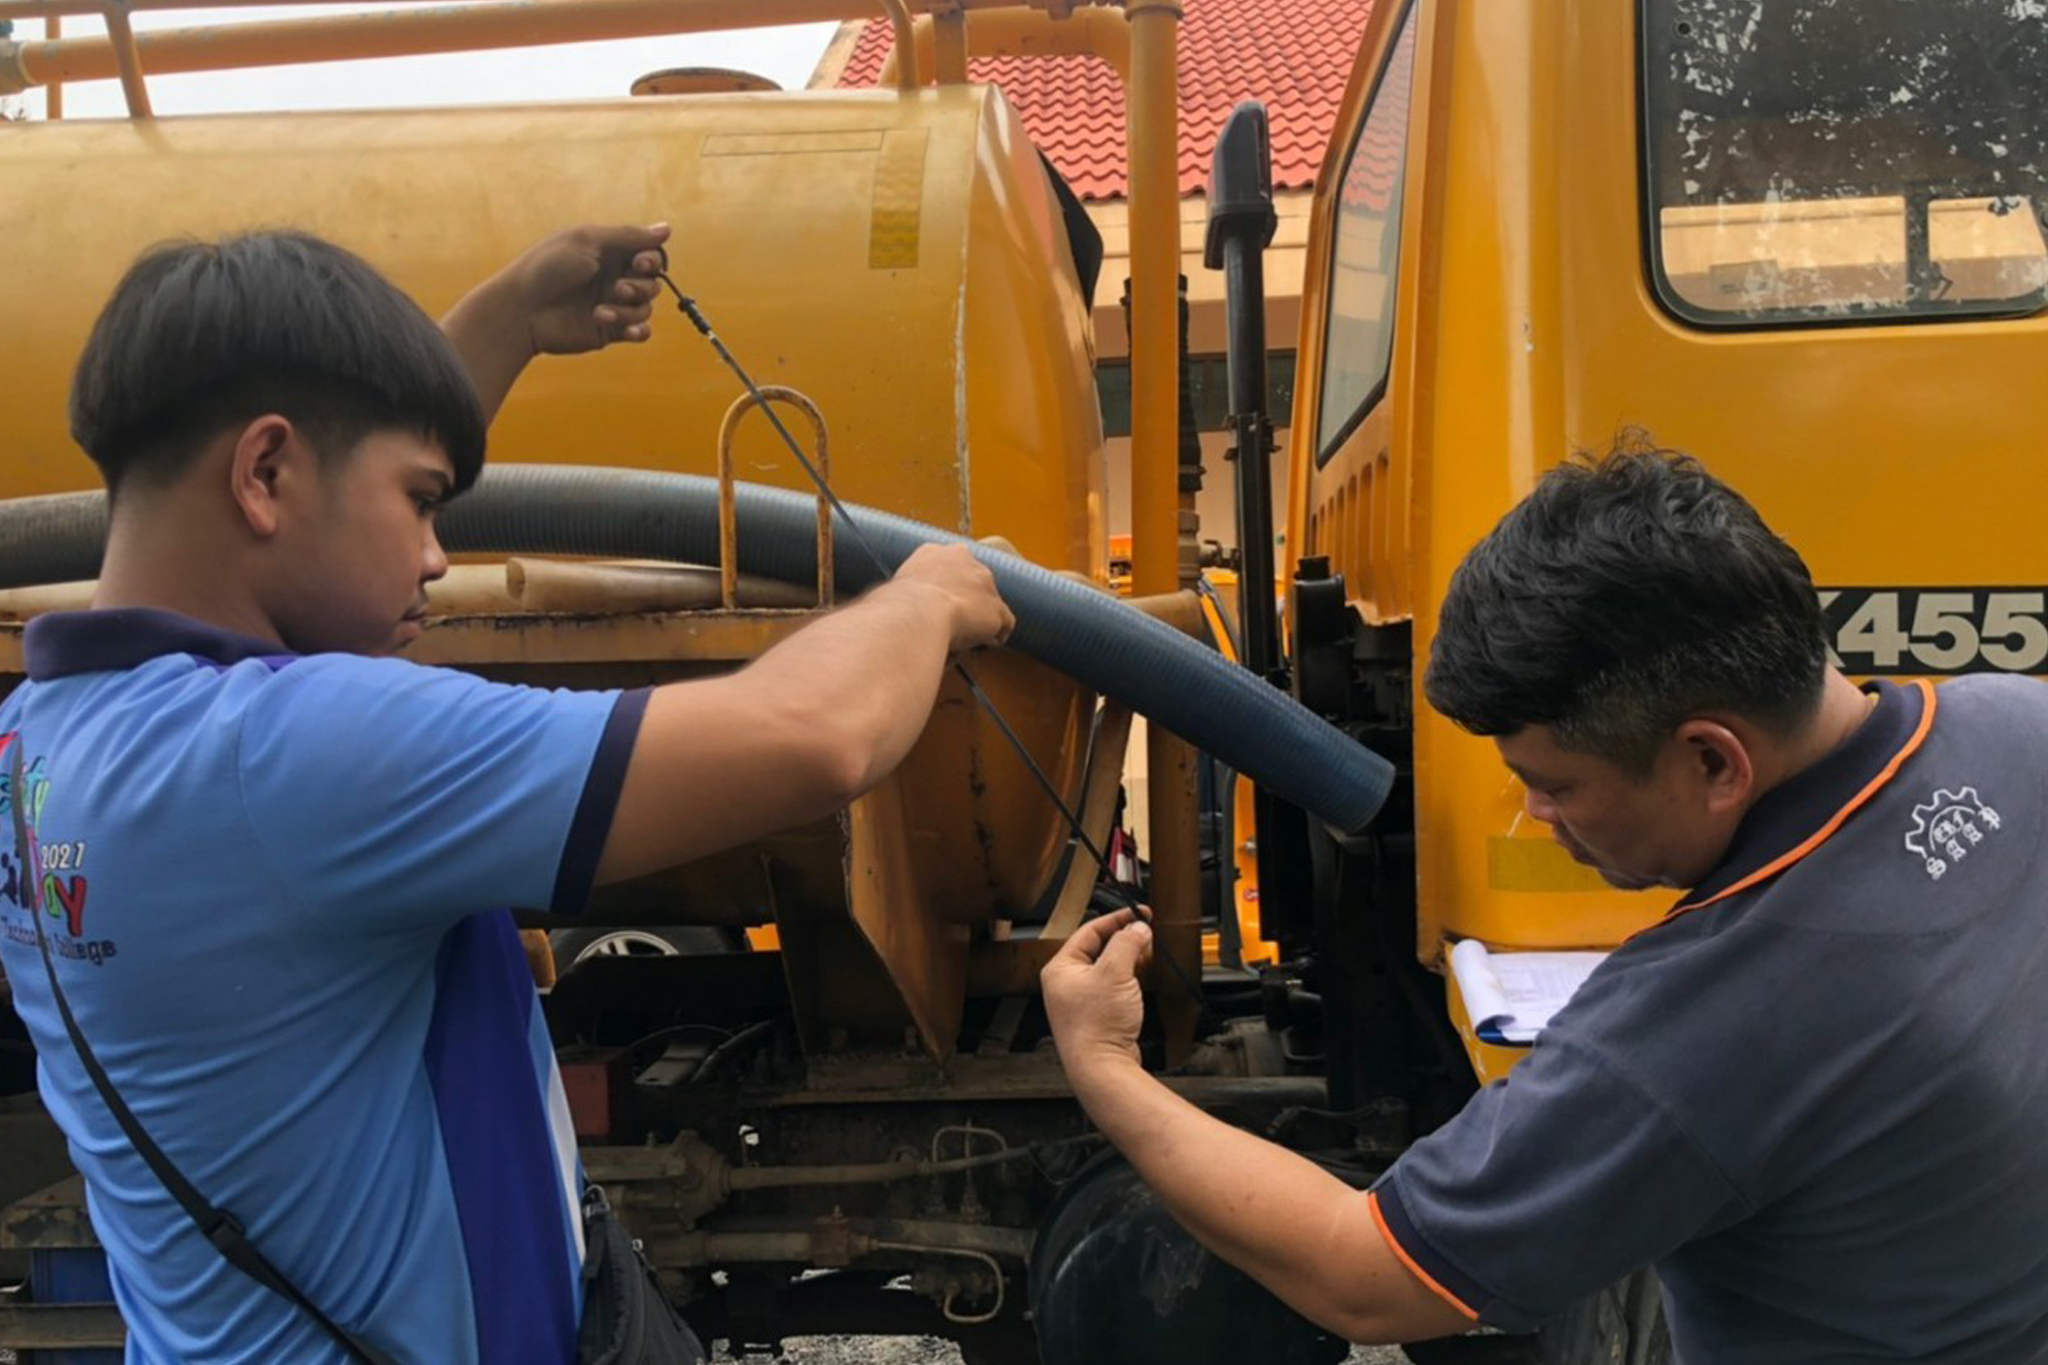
[0,492,104,588]
[0,468,1394,833]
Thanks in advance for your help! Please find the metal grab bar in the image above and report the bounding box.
[716,385,833,611]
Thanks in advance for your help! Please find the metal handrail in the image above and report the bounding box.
[716,386,833,611]
[0,0,1072,116]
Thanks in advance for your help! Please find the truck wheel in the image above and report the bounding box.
[548,925,740,969]
[1030,1155,1348,1365]
[1402,1271,1669,1365]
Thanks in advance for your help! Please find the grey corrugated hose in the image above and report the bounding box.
[0,467,1394,833]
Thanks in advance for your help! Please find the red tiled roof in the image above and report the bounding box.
[834,1,1378,201]
[1339,5,1413,214]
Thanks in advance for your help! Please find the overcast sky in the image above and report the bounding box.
[7,7,838,118]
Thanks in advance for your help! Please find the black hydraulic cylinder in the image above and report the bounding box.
[1203,101,1281,680]
[1206,102,1318,952]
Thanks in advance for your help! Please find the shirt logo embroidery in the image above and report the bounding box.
[1905,786,2001,881]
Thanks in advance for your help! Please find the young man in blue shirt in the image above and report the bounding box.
[1043,447,2048,1362]
[0,226,1011,1364]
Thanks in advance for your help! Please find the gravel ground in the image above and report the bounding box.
[0,1328,1404,1364]
[711,1339,1405,1364]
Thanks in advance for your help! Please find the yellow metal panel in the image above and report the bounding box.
[962,99,1108,573]
[1125,0,1182,597]
[1485,836,1609,896]
[702,130,886,155]
[1287,0,1428,629]
[0,0,932,84]
[867,128,928,269]
[0,86,1100,575]
[846,770,970,1060]
[407,611,811,667]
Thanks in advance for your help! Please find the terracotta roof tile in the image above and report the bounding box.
[835,0,1377,200]
[1339,9,1413,213]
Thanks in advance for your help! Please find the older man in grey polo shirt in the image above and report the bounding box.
[1042,444,2048,1362]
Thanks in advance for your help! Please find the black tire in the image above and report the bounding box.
[1402,1272,1669,1365]
[1030,1155,1349,1365]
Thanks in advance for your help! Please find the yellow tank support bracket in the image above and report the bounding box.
[716,385,834,611]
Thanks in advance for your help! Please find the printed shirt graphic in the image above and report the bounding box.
[0,609,646,1365]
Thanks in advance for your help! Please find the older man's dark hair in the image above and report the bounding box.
[1423,440,1830,771]
[70,230,486,500]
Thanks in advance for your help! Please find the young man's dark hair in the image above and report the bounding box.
[1422,436,1828,770]
[69,230,487,498]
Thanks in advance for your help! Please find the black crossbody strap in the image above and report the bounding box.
[8,740,402,1365]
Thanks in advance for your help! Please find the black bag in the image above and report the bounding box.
[577,1185,707,1365]
[10,740,704,1365]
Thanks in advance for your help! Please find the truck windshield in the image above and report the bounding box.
[1643,0,2048,326]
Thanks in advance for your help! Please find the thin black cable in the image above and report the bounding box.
[694,1018,777,1081]
[656,270,1217,1031]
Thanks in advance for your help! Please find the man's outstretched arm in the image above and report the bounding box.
[593,543,1016,884]
[1041,911,1479,1345]
[440,222,671,421]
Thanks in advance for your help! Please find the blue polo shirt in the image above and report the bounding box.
[0,608,648,1365]
[1373,677,2048,1361]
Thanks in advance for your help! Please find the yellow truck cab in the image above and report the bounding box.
[1293,0,2047,998]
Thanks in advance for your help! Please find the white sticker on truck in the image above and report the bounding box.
[1821,588,2048,676]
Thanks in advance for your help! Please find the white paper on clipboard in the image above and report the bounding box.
[1449,940,1606,1046]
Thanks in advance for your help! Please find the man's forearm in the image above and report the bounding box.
[440,273,533,422]
[747,576,957,793]
[590,577,954,886]
[594,545,1002,886]
[1066,1056,1467,1343]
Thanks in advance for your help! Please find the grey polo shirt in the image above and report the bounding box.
[1373,676,2048,1362]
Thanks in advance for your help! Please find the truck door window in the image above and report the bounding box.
[1644,0,2048,326]
[1316,2,1420,464]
